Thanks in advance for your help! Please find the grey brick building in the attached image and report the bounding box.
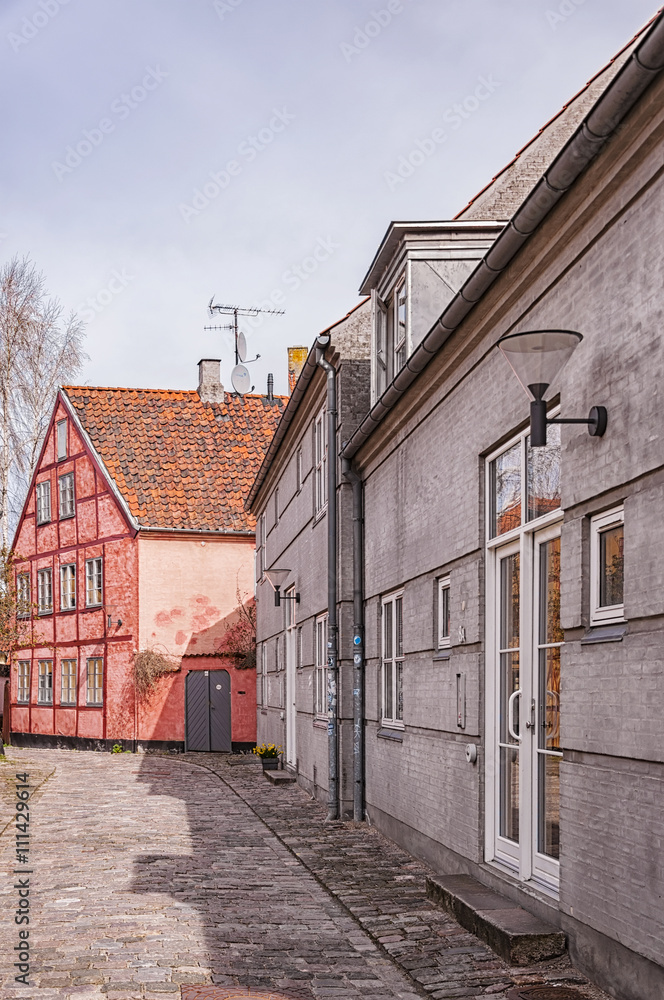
[250,12,664,1000]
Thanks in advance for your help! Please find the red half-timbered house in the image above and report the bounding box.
[9,360,284,751]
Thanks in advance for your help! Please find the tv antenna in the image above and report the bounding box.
[205,298,285,395]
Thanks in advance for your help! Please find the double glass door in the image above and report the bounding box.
[492,524,562,889]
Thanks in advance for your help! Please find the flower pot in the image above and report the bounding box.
[262,758,280,771]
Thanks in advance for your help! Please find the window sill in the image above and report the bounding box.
[60,702,76,707]
[59,513,75,521]
[433,648,451,661]
[85,703,103,709]
[313,506,327,525]
[38,610,53,617]
[378,727,403,742]
[581,622,628,644]
[313,718,327,729]
[59,607,77,614]
[36,520,51,527]
[260,708,268,715]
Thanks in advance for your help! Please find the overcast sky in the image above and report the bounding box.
[1,0,658,395]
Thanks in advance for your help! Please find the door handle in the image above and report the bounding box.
[525,698,536,730]
[508,689,521,743]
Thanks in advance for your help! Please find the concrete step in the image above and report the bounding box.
[263,769,296,785]
[426,873,566,966]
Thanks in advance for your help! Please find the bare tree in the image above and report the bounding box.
[0,255,86,546]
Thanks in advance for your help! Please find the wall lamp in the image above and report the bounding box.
[263,568,300,607]
[107,614,123,629]
[497,330,607,447]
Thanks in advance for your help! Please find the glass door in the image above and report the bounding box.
[496,541,521,869]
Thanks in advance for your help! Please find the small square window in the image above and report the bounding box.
[437,577,451,649]
[60,659,77,705]
[59,473,75,519]
[60,564,76,610]
[56,419,68,461]
[16,573,31,618]
[590,507,624,624]
[38,660,53,704]
[86,658,103,705]
[35,481,51,524]
[85,558,103,606]
[17,661,30,703]
[37,568,53,614]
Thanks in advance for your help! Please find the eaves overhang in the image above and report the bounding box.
[343,8,664,463]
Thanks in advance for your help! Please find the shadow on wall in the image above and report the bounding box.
[138,606,257,747]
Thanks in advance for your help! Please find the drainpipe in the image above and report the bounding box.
[316,334,338,821]
[341,457,364,822]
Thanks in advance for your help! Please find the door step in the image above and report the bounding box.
[426,874,566,966]
[263,770,297,785]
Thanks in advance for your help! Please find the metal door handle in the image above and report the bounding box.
[508,689,521,742]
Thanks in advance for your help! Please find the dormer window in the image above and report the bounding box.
[372,272,409,401]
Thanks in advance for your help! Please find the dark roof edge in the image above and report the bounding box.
[246,299,369,512]
[342,10,664,462]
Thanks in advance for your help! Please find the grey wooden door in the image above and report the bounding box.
[185,669,231,752]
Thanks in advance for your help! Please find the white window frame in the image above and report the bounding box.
[86,657,103,705]
[36,481,51,524]
[437,576,451,649]
[381,591,404,729]
[313,407,327,516]
[256,512,266,582]
[259,643,267,708]
[394,277,407,374]
[60,659,77,705]
[60,563,76,610]
[296,447,303,492]
[37,659,53,704]
[16,572,31,618]
[58,472,75,519]
[37,567,53,614]
[314,613,328,719]
[56,418,68,461]
[85,557,103,607]
[17,661,30,703]
[372,289,388,402]
[590,506,625,625]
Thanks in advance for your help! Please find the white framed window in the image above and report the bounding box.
[381,591,404,727]
[260,643,267,708]
[56,418,68,461]
[37,567,53,614]
[394,278,407,373]
[17,661,30,703]
[489,419,561,539]
[437,577,451,649]
[314,408,327,515]
[297,625,303,669]
[60,659,77,705]
[372,289,388,400]
[60,563,76,610]
[58,472,75,518]
[590,507,624,624]
[85,558,103,606]
[36,480,51,524]
[256,512,266,581]
[37,660,53,704]
[86,657,103,705]
[296,447,303,492]
[274,487,279,525]
[16,572,31,618]
[314,614,328,718]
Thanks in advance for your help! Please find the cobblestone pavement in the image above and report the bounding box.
[0,749,613,1000]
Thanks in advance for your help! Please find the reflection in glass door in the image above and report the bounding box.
[498,547,520,864]
[534,534,563,878]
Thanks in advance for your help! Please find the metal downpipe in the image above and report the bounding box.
[316,338,339,821]
[342,457,364,822]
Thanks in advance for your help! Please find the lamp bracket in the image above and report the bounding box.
[273,586,301,607]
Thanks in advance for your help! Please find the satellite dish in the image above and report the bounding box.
[231,364,252,395]
[237,330,247,363]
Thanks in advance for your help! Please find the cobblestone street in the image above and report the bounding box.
[0,750,612,1000]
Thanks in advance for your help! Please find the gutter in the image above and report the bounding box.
[316,335,339,821]
[342,9,664,462]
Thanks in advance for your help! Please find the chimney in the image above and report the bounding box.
[288,346,308,395]
[197,359,224,403]
[267,373,274,403]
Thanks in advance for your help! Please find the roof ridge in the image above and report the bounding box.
[454,9,662,219]
[62,385,288,399]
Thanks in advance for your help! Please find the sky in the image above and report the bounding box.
[0,0,659,396]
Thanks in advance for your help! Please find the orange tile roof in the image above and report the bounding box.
[62,386,286,532]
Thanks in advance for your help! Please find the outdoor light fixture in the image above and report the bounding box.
[497,329,607,447]
[263,568,300,607]
[107,614,123,629]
